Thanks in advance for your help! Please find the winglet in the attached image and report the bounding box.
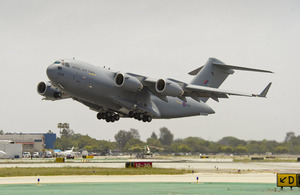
[255,82,272,98]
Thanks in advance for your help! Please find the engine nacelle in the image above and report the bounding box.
[115,73,143,92]
[37,81,62,100]
[155,79,184,97]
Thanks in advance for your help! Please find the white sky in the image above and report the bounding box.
[0,0,299,142]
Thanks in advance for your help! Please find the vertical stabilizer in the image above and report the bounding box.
[189,58,233,88]
[188,58,273,102]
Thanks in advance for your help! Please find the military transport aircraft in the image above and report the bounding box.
[37,58,272,123]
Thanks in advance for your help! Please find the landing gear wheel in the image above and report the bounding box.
[137,113,143,121]
[106,112,112,118]
[142,115,152,122]
[111,115,116,122]
[115,114,120,121]
[146,115,152,122]
[128,111,134,118]
[97,113,103,120]
[106,116,111,122]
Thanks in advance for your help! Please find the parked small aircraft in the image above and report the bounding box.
[0,150,6,157]
[56,147,75,157]
[37,58,272,123]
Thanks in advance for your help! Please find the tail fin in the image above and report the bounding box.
[189,58,273,88]
[189,58,230,88]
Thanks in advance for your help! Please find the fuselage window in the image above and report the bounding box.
[64,63,70,67]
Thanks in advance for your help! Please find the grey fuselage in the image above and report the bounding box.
[45,59,215,119]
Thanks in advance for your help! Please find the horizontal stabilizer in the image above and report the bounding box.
[212,63,274,73]
[188,61,273,76]
[188,67,204,75]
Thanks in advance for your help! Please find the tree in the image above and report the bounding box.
[57,123,69,130]
[55,136,77,150]
[235,146,248,154]
[0,130,3,135]
[124,138,144,152]
[177,144,190,153]
[78,135,97,149]
[47,130,53,134]
[83,145,93,152]
[114,130,133,152]
[218,136,246,147]
[284,131,295,142]
[247,141,261,154]
[98,140,116,152]
[130,128,140,140]
[159,127,174,146]
[286,135,300,154]
[147,138,162,147]
[275,146,289,154]
[57,123,74,138]
[150,132,158,140]
[221,146,233,153]
[184,137,210,153]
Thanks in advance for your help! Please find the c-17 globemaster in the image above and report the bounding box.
[37,58,272,123]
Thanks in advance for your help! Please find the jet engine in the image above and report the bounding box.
[37,81,62,99]
[155,79,184,97]
[115,73,143,92]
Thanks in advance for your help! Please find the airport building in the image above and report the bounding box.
[0,133,56,153]
[0,141,22,159]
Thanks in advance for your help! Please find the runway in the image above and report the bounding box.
[1,159,300,173]
[2,182,299,195]
[0,173,276,184]
[1,158,300,194]
[1,158,300,184]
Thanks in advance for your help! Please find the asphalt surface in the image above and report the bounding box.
[1,158,300,194]
[1,182,299,195]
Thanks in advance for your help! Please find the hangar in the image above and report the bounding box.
[0,133,56,153]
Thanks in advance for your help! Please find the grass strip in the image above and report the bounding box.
[0,167,190,177]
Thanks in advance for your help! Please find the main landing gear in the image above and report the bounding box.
[96,111,152,123]
[97,112,120,123]
[128,111,152,122]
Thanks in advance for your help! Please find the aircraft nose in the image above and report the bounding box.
[207,107,215,114]
[201,104,215,115]
[46,64,56,81]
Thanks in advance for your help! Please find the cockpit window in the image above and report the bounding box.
[64,62,70,67]
[54,61,61,64]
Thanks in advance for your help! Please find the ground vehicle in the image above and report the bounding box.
[45,151,52,158]
[66,154,74,159]
[33,152,39,158]
[23,152,30,158]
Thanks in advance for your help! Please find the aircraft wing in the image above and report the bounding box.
[126,73,272,102]
[184,82,272,102]
[126,73,168,100]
